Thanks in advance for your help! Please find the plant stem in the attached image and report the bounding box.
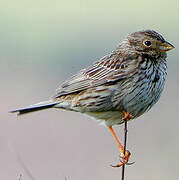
[121,120,128,180]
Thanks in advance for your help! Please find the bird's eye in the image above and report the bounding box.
[143,40,152,47]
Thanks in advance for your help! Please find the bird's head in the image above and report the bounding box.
[125,30,174,57]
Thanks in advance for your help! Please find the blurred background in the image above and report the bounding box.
[1,0,179,179]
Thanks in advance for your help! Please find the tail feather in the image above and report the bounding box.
[10,100,59,115]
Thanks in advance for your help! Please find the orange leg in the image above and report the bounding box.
[108,111,132,167]
[122,110,132,122]
[108,126,124,155]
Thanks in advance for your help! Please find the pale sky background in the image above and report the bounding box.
[1,0,179,179]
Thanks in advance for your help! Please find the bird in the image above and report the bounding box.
[10,30,174,167]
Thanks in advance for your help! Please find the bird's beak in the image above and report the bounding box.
[159,41,175,52]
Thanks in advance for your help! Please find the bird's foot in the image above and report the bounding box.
[122,111,132,122]
[111,150,135,168]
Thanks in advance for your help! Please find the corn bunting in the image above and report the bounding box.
[11,30,174,167]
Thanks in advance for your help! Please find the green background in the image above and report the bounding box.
[2,0,179,179]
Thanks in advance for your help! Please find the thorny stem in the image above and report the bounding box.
[121,120,128,180]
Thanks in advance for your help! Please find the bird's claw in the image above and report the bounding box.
[111,150,135,168]
[122,111,132,122]
[111,160,135,168]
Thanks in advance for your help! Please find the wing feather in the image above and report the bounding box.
[54,51,138,98]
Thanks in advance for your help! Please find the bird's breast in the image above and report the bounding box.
[121,61,167,118]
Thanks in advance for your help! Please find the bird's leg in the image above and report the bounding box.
[121,110,132,122]
[109,111,133,168]
[108,126,131,167]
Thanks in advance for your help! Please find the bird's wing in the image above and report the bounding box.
[54,52,138,98]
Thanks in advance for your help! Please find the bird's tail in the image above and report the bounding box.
[10,100,59,115]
